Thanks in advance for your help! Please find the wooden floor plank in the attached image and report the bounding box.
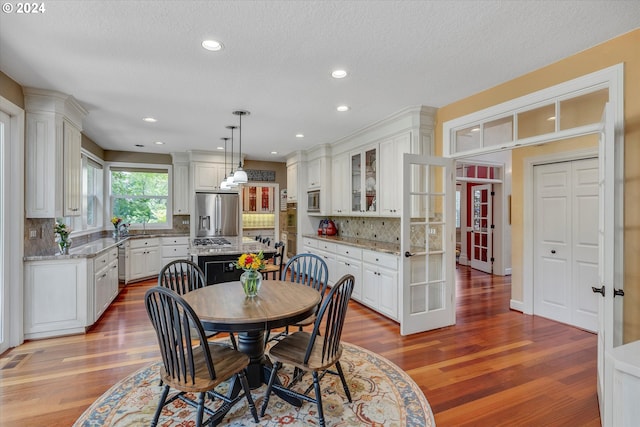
[0,265,600,426]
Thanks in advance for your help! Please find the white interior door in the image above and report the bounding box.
[597,102,623,427]
[0,110,9,354]
[401,154,455,335]
[533,159,599,332]
[470,184,492,273]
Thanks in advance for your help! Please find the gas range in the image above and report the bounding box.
[192,237,233,247]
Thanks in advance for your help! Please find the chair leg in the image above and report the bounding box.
[238,369,259,422]
[195,392,205,427]
[151,385,170,426]
[260,361,281,417]
[312,371,326,427]
[229,332,238,350]
[335,361,352,402]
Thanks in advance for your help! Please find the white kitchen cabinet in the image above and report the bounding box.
[287,162,298,202]
[362,250,399,320]
[350,146,378,215]
[379,133,411,216]
[24,89,87,218]
[173,162,190,214]
[307,158,321,190]
[611,340,640,427]
[331,153,350,215]
[94,247,119,322]
[335,244,363,301]
[315,241,337,285]
[160,236,190,266]
[193,162,226,191]
[24,258,89,339]
[125,237,161,283]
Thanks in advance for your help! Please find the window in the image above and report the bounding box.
[66,152,104,234]
[110,165,171,229]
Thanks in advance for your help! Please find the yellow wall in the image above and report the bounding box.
[436,28,640,342]
[0,70,23,108]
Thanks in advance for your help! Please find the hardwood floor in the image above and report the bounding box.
[0,266,600,426]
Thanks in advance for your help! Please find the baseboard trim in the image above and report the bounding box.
[510,299,524,312]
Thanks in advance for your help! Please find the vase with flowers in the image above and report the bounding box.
[54,220,72,255]
[235,251,265,297]
[111,216,123,240]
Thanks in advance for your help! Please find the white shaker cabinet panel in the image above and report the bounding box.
[173,163,190,214]
[193,162,226,191]
[331,153,350,215]
[379,133,411,216]
[286,163,298,202]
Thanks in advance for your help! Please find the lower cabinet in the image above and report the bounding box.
[160,236,190,267]
[304,238,399,321]
[94,247,119,322]
[24,258,89,339]
[361,250,399,320]
[125,237,161,283]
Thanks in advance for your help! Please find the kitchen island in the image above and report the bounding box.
[190,237,275,285]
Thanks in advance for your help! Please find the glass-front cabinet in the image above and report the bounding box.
[350,147,377,214]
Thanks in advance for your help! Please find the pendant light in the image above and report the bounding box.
[219,137,230,189]
[225,125,238,187]
[232,110,249,184]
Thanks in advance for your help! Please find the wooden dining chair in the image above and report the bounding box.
[145,286,259,427]
[260,274,355,427]
[158,259,237,349]
[265,253,328,342]
[260,241,285,280]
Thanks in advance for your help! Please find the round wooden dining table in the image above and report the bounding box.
[182,279,321,406]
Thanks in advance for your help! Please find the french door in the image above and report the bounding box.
[470,184,492,273]
[0,110,9,354]
[400,154,455,335]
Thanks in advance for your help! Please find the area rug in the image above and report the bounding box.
[74,342,434,426]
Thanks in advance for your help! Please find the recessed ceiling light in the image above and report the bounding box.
[331,69,348,79]
[154,141,165,145]
[271,151,278,155]
[202,40,224,51]
[142,117,157,123]
[135,144,144,147]
[337,105,350,112]
[296,134,304,138]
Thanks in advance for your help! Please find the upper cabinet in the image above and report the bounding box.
[193,162,226,191]
[242,185,276,212]
[378,133,411,216]
[286,162,298,203]
[307,158,321,190]
[172,162,190,214]
[331,152,350,215]
[25,88,87,218]
[350,147,377,214]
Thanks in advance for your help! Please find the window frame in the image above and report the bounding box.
[107,162,173,231]
[66,150,105,237]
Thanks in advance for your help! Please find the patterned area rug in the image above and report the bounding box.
[74,342,434,426]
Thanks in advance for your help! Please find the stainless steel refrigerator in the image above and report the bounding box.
[195,192,239,237]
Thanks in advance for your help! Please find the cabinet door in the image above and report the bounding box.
[129,247,147,280]
[350,147,377,214]
[379,133,411,216]
[173,163,190,214]
[94,268,109,321]
[307,159,321,189]
[361,263,379,308]
[25,112,58,218]
[337,256,362,301]
[63,120,82,216]
[194,162,224,190]
[377,266,398,319]
[287,163,298,202]
[145,246,161,277]
[331,153,349,214]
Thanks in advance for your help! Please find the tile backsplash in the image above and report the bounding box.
[327,216,427,247]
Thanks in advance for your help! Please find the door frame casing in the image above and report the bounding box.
[520,147,599,314]
[0,95,25,353]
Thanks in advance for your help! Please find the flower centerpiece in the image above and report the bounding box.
[54,220,72,255]
[111,216,123,239]
[235,251,265,297]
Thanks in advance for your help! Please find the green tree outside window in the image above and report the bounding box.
[111,170,169,225]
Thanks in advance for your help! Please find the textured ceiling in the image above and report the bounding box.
[1,1,638,161]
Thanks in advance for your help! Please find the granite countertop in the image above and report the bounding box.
[303,234,402,255]
[24,233,189,262]
[189,237,276,256]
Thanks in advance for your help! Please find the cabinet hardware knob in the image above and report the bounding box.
[614,288,625,297]
[551,249,556,254]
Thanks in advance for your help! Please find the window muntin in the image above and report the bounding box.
[110,167,170,228]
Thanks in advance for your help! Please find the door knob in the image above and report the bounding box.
[404,251,414,258]
[614,288,625,297]
[591,285,605,297]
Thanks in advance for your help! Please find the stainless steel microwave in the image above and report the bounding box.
[307,190,320,212]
